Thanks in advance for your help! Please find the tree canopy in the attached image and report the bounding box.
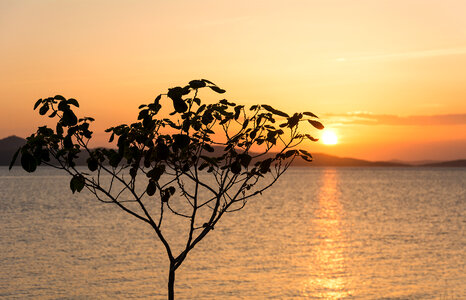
[10,79,323,299]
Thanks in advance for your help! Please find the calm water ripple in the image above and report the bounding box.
[0,167,464,299]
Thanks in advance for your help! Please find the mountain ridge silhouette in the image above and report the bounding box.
[2,135,465,167]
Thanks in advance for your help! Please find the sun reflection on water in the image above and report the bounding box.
[303,169,353,299]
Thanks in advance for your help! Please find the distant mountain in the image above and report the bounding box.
[387,158,466,167]
[388,159,441,166]
[419,160,466,167]
[0,136,26,166]
[0,135,26,150]
[0,135,89,167]
[1,136,465,168]
[292,153,409,167]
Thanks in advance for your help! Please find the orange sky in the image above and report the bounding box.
[1,0,465,161]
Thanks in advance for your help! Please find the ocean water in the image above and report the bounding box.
[0,167,464,299]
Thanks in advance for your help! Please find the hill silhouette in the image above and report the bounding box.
[420,160,466,167]
[291,153,408,167]
[1,136,465,168]
[0,136,26,166]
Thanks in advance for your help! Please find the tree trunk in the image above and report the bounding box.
[168,262,175,300]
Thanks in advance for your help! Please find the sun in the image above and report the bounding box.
[321,129,338,145]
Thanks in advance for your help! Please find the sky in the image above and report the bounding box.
[1,0,465,161]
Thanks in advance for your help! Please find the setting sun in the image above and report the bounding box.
[321,129,338,145]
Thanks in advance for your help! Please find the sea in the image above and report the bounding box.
[0,166,464,299]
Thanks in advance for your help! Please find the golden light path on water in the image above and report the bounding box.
[304,169,353,298]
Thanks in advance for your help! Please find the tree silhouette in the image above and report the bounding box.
[10,80,323,299]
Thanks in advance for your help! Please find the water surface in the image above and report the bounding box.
[0,167,464,299]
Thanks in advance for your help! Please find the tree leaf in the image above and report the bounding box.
[201,110,213,125]
[259,158,273,174]
[63,135,73,149]
[261,105,289,118]
[156,143,170,161]
[284,150,297,158]
[298,148,313,162]
[219,99,235,106]
[209,86,226,94]
[300,155,313,162]
[238,153,252,168]
[58,100,69,111]
[173,134,190,149]
[56,123,63,136]
[33,99,42,110]
[9,148,21,170]
[67,98,79,107]
[40,149,50,162]
[20,151,37,173]
[202,144,215,152]
[129,166,137,178]
[198,162,208,171]
[308,120,324,130]
[189,80,206,89]
[167,186,176,195]
[138,109,149,120]
[200,155,218,166]
[108,152,122,167]
[241,119,249,129]
[303,112,319,118]
[87,157,98,171]
[62,109,78,126]
[234,106,242,119]
[182,119,190,132]
[249,129,257,139]
[230,161,241,174]
[173,97,188,113]
[39,104,49,115]
[146,180,157,196]
[161,191,170,202]
[287,113,301,128]
[70,175,85,194]
[54,95,66,101]
[305,134,319,142]
[161,187,175,202]
[201,79,215,85]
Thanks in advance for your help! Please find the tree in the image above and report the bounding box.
[10,80,323,299]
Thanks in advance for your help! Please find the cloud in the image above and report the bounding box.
[324,112,466,126]
[335,47,466,62]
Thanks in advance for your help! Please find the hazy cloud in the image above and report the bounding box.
[325,112,466,126]
[335,47,466,62]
